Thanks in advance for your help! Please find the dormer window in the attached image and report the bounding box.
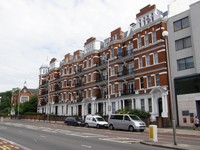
[112,34,118,41]
[151,13,154,21]
[146,15,151,24]
[139,19,142,27]
[143,17,146,26]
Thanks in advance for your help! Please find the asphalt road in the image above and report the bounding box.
[0,119,170,150]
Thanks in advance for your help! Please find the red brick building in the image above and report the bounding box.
[12,84,39,105]
[38,5,171,126]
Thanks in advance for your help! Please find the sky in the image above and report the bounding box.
[0,0,174,92]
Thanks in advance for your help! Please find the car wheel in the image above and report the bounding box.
[129,125,134,132]
[96,124,100,129]
[85,123,89,127]
[109,124,114,130]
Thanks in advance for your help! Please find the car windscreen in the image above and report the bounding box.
[129,115,141,121]
[75,118,81,121]
[96,117,104,121]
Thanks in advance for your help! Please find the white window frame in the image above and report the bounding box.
[155,74,160,86]
[141,99,145,111]
[148,98,152,112]
[154,52,158,64]
[147,75,152,87]
[111,67,115,76]
[145,34,149,46]
[146,55,150,66]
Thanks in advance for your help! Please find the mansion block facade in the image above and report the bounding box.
[38,5,171,123]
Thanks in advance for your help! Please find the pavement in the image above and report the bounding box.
[141,127,200,150]
[1,118,200,150]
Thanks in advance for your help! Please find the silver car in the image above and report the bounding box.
[108,114,146,132]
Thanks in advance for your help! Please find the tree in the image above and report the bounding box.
[21,95,38,114]
[0,91,12,116]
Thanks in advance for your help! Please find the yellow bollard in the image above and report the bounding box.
[0,116,3,122]
[149,125,158,142]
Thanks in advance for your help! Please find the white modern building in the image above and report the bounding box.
[167,0,200,126]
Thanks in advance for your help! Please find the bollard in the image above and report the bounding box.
[0,116,3,122]
[149,125,158,142]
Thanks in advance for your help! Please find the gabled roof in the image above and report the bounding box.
[29,88,39,95]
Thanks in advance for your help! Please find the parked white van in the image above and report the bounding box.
[84,114,108,128]
[108,114,146,132]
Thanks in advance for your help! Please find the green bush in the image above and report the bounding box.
[115,109,151,118]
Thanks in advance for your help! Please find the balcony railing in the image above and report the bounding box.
[76,97,83,102]
[117,68,134,77]
[118,89,135,95]
[96,93,107,99]
[96,60,107,67]
[96,76,108,82]
[75,68,83,74]
[75,82,84,88]
[117,49,133,58]
[118,69,128,77]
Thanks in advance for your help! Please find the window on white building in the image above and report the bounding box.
[141,99,145,111]
[175,36,192,51]
[148,98,152,112]
[112,102,116,113]
[177,56,194,71]
[173,16,189,32]
[133,99,136,109]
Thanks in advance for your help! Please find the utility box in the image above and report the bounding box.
[149,125,158,142]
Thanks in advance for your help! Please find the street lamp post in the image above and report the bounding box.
[162,31,177,145]
[107,59,111,116]
[18,91,20,119]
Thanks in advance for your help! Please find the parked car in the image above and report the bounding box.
[64,117,84,126]
[84,114,108,128]
[108,114,146,132]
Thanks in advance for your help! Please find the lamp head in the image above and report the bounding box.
[162,31,169,38]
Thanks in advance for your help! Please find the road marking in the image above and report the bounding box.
[99,137,141,144]
[81,145,92,148]
[40,135,46,138]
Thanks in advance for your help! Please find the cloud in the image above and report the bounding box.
[0,0,172,92]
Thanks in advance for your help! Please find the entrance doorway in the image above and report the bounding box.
[98,103,103,115]
[55,106,58,115]
[158,98,162,116]
[88,103,91,114]
[78,105,82,116]
[196,100,200,118]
